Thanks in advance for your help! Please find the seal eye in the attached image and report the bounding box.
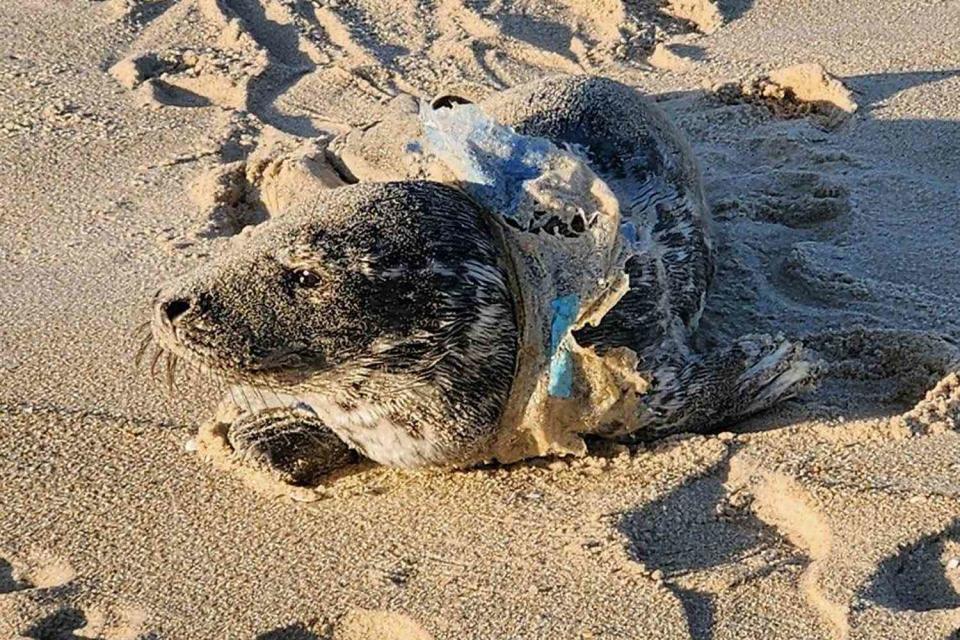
[431,94,472,110]
[294,269,321,288]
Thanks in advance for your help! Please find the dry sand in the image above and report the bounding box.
[2,0,960,637]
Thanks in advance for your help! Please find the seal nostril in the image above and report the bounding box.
[163,298,191,323]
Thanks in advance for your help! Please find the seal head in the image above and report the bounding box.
[153,181,519,467]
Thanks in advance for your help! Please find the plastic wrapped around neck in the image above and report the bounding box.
[420,103,651,463]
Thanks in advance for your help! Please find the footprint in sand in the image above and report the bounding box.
[851,520,960,638]
[0,552,76,594]
[710,170,851,228]
[778,241,872,304]
[256,622,326,640]
[617,450,960,640]
[0,551,151,640]
[667,69,959,422]
[864,520,960,613]
[616,456,841,640]
[723,456,849,640]
[108,0,727,132]
[0,556,29,595]
[107,0,308,117]
[692,107,855,231]
[22,607,95,640]
[659,88,864,349]
[809,328,960,412]
[110,47,256,110]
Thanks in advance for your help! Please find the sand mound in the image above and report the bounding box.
[715,63,858,129]
[334,609,434,640]
[186,127,344,239]
[901,373,960,435]
[664,0,724,34]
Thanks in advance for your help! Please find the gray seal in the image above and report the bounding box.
[151,75,815,484]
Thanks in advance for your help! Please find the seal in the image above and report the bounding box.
[151,75,816,484]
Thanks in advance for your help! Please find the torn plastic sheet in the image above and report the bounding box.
[420,103,651,463]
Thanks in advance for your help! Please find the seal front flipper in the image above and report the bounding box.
[226,408,357,486]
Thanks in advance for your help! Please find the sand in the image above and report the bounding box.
[1,0,959,637]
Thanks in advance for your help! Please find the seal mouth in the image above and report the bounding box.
[141,301,228,389]
[244,349,328,386]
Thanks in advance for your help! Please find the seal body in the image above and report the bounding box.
[330,76,812,443]
[153,75,816,481]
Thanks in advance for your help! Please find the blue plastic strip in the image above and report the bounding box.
[421,103,553,217]
[547,294,580,398]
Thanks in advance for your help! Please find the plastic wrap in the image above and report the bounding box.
[420,104,651,462]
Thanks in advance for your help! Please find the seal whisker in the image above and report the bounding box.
[149,347,164,378]
[268,383,288,408]
[251,385,269,410]
[164,352,178,393]
[228,386,244,416]
[134,332,154,369]
[236,385,254,415]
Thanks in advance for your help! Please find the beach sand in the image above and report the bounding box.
[1,0,959,637]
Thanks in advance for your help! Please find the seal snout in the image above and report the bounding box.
[152,289,199,347]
